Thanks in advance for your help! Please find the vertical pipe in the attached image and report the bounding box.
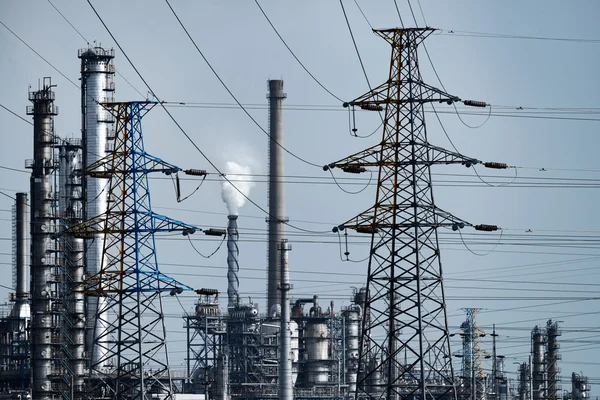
[78,46,115,367]
[546,320,561,400]
[27,77,58,400]
[227,215,239,309]
[278,239,292,400]
[267,80,286,316]
[492,325,497,397]
[14,193,29,312]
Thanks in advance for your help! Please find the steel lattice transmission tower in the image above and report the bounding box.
[324,28,502,400]
[67,101,198,400]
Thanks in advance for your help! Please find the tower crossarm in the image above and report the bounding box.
[324,142,480,172]
[58,211,200,237]
[347,77,461,109]
[339,203,471,233]
[86,151,181,178]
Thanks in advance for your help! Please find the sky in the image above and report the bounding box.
[1,0,600,392]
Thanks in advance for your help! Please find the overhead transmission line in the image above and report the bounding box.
[162,0,321,169]
[438,29,600,44]
[254,0,344,102]
[85,0,329,235]
[46,0,146,98]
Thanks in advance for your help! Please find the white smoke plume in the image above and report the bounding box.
[221,161,254,215]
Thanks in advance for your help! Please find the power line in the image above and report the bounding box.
[163,0,321,169]
[339,0,375,95]
[46,0,147,99]
[85,0,329,236]
[0,19,80,89]
[439,29,600,44]
[254,0,344,102]
[392,0,404,28]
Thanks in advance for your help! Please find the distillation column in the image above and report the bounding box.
[26,77,59,400]
[546,320,561,400]
[58,140,86,394]
[518,363,530,400]
[267,79,287,316]
[532,326,546,400]
[78,46,115,366]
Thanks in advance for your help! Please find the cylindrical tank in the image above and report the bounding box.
[78,46,115,366]
[267,79,287,316]
[304,320,329,384]
[27,78,59,400]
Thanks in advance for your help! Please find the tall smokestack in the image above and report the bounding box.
[227,215,240,309]
[10,192,29,319]
[78,45,115,366]
[267,79,287,316]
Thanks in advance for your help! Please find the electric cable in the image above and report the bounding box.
[0,19,80,89]
[352,0,373,30]
[339,0,375,96]
[392,0,405,28]
[347,106,382,138]
[86,0,330,236]
[0,102,33,126]
[328,168,373,194]
[456,227,503,256]
[164,0,322,169]
[47,0,89,44]
[46,0,148,99]
[254,0,344,102]
[406,0,419,27]
[439,29,600,44]
[415,0,428,27]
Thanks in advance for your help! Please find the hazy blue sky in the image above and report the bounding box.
[1,0,600,390]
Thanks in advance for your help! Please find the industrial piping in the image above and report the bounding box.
[27,77,59,400]
[11,192,30,319]
[227,215,240,309]
[267,79,287,316]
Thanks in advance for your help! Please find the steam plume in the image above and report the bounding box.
[221,161,254,215]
